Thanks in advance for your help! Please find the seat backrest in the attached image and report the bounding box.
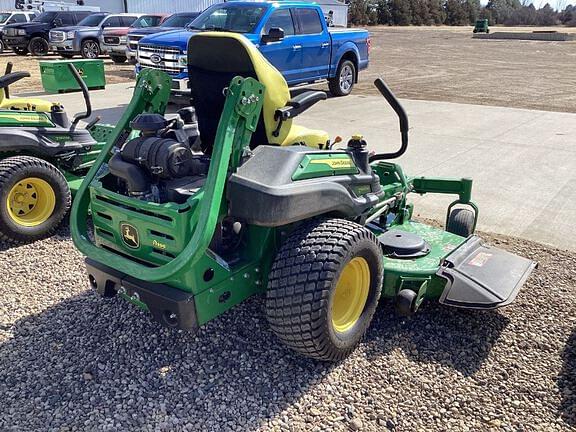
[187,32,293,154]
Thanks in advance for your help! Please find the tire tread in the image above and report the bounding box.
[0,156,70,244]
[265,218,382,361]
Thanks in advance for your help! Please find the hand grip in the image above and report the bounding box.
[369,78,409,162]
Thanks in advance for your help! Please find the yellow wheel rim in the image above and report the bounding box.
[331,257,371,333]
[6,177,56,227]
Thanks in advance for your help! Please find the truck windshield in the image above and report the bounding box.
[0,13,11,24]
[132,15,162,28]
[33,12,57,23]
[163,13,199,28]
[189,5,266,33]
[77,14,106,27]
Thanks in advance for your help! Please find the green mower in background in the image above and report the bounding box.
[0,62,118,244]
[71,33,536,362]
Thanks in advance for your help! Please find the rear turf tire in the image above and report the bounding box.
[446,208,475,237]
[266,218,383,362]
[0,156,71,244]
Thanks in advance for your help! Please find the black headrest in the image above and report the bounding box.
[188,35,254,74]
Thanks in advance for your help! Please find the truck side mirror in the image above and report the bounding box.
[262,27,284,44]
[53,18,63,27]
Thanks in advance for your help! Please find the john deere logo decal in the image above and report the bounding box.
[121,223,139,249]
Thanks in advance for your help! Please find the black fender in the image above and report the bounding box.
[0,127,96,158]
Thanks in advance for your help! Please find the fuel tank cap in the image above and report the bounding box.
[378,230,431,259]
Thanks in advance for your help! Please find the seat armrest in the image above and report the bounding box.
[275,91,327,121]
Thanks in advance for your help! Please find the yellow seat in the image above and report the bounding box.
[188,32,329,152]
[0,70,57,113]
[0,98,55,112]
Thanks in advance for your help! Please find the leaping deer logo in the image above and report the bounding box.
[121,223,139,248]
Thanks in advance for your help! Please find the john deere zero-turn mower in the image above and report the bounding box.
[71,33,536,362]
[0,63,148,244]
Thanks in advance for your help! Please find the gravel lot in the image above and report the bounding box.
[0,225,575,431]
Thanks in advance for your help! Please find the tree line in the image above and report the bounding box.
[348,0,576,26]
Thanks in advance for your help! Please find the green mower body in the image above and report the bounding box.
[71,65,536,361]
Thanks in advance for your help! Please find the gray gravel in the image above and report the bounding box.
[0,225,575,432]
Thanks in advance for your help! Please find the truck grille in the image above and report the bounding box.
[127,34,144,51]
[4,28,17,36]
[103,36,121,45]
[49,31,65,43]
[137,43,184,75]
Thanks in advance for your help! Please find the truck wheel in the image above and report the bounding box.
[0,39,5,54]
[0,156,71,244]
[13,47,29,56]
[29,37,49,56]
[81,40,100,59]
[329,59,356,97]
[266,218,383,362]
[110,54,127,64]
[446,208,475,237]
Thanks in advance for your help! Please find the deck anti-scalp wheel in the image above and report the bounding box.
[0,156,71,244]
[446,207,475,237]
[266,218,383,361]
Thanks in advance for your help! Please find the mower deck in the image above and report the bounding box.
[376,220,534,310]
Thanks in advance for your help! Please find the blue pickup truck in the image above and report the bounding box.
[136,1,370,97]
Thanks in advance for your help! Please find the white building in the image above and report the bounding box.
[1,0,348,26]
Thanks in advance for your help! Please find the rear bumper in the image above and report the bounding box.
[86,258,199,331]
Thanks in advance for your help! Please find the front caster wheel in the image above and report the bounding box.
[446,208,475,237]
[266,218,383,362]
[0,156,71,244]
[395,289,418,316]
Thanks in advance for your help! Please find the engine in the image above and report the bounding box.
[106,111,208,204]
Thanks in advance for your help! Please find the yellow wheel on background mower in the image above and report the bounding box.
[266,218,383,362]
[0,156,71,244]
[7,177,56,227]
